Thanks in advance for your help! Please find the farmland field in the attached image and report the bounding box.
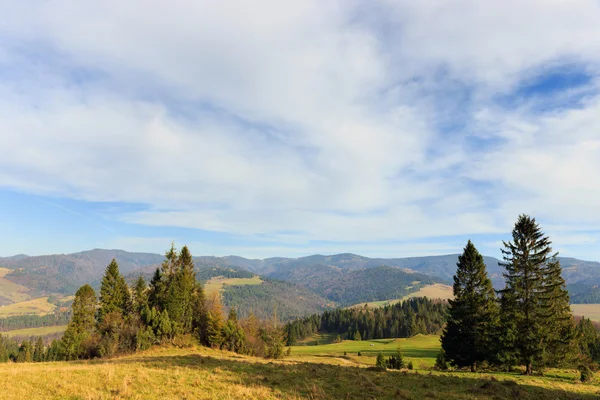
[203,276,263,296]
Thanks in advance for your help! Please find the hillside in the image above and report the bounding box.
[1,344,598,400]
[2,249,600,313]
[269,264,439,305]
[222,280,332,321]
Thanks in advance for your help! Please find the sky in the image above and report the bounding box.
[1,1,600,260]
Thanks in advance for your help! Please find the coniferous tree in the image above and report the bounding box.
[148,267,165,311]
[441,240,497,372]
[99,259,131,321]
[499,215,573,374]
[61,284,97,360]
[16,340,33,362]
[133,276,148,312]
[33,337,45,362]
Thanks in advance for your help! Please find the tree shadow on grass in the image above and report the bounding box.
[105,353,600,400]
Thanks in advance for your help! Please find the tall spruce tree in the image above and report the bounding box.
[441,240,497,372]
[499,214,573,374]
[61,284,97,360]
[99,259,131,321]
[33,337,45,362]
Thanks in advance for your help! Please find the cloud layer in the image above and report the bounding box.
[1,1,600,257]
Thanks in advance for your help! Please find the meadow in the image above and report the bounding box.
[0,296,57,317]
[1,342,599,400]
[203,276,263,297]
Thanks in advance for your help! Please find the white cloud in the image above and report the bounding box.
[0,1,599,257]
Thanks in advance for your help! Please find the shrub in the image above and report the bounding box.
[407,361,413,370]
[435,350,448,371]
[580,365,593,383]
[376,352,387,371]
[357,351,361,356]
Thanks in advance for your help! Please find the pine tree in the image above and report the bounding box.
[539,257,576,367]
[33,337,45,362]
[499,214,573,374]
[441,240,497,372]
[205,292,224,348]
[61,284,97,360]
[99,259,131,321]
[17,340,33,362]
[148,268,165,310]
[376,352,387,370]
[133,276,148,312]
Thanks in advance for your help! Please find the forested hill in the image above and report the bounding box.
[2,249,600,302]
[269,264,440,305]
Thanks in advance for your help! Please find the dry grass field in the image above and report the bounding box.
[571,304,600,322]
[0,297,57,317]
[1,343,599,400]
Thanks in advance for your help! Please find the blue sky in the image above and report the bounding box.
[1,1,600,261]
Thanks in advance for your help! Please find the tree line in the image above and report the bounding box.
[0,244,287,362]
[441,214,600,375]
[0,311,70,332]
[285,297,447,345]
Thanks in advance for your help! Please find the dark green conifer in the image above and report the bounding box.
[499,214,574,374]
[33,337,45,362]
[61,284,97,360]
[441,240,497,372]
[99,259,131,321]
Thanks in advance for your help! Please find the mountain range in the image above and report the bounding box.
[2,249,600,319]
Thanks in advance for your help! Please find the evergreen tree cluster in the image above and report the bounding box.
[285,297,447,345]
[3,243,288,363]
[441,215,579,374]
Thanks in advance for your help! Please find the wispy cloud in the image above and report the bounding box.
[0,1,599,258]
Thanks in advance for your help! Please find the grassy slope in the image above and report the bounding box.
[0,297,56,317]
[348,283,454,308]
[0,267,31,304]
[1,344,599,400]
[203,276,263,296]
[292,334,440,368]
[571,304,600,321]
[3,325,67,338]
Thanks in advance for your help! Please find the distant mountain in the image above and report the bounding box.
[1,248,599,304]
[268,264,442,305]
[222,280,332,321]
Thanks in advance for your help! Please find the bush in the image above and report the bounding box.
[357,351,361,356]
[386,347,405,370]
[435,350,448,371]
[407,361,413,370]
[343,351,347,356]
[376,352,387,371]
[580,365,594,383]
